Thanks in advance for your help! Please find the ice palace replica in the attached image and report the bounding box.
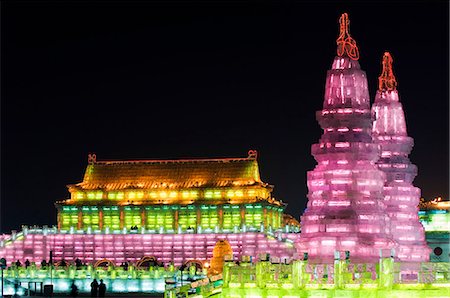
[0,12,448,297]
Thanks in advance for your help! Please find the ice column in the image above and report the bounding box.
[296,14,394,263]
[372,52,430,262]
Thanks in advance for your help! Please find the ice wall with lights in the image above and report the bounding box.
[372,52,430,261]
[296,14,394,262]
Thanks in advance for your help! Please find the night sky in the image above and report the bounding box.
[1,1,448,233]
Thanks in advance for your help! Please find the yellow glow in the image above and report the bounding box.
[205,191,213,199]
[169,191,177,198]
[248,189,256,196]
[213,191,221,198]
[108,192,116,200]
[128,192,136,199]
[235,190,244,197]
[95,191,102,199]
[149,191,157,199]
[182,191,190,199]
[227,190,235,198]
[76,193,84,199]
[190,191,199,198]
[137,192,144,199]
[117,192,124,200]
[160,191,167,198]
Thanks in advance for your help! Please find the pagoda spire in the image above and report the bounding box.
[296,14,394,263]
[378,52,397,91]
[336,13,359,60]
[372,53,431,262]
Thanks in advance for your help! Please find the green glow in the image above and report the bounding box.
[419,211,450,232]
[60,209,79,230]
[124,206,141,229]
[245,205,263,228]
[103,207,120,230]
[81,207,99,230]
[178,206,197,230]
[200,205,219,229]
[146,207,173,230]
[223,208,241,230]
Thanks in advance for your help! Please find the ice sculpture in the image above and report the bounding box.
[296,13,395,262]
[372,52,430,261]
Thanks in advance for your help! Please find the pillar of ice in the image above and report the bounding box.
[372,52,430,262]
[296,14,395,263]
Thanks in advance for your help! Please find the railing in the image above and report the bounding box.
[223,259,450,291]
[164,274,222,298]
[2,263,178,280]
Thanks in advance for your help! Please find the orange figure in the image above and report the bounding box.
[336,13,360,60]
[378,52,397,91]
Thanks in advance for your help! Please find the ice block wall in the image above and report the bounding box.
[372,52,430,262]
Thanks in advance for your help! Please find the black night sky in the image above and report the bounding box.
[1,1,449,233]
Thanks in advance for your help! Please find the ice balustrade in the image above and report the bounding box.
[222,257,450,291]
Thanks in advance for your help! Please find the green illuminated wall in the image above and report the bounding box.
[200,205,219,229]
[58,203,284,232]
[223,205,242,230]
[245,205,263,228]
[123,206,141,229]
[102,206,120,230]
[178,206,197,230]
[60,206,79,230]
[81,206,100,230]
[146,206,174,230]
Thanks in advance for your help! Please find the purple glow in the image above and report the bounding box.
[296,56,395,262]
[372,89,430,261]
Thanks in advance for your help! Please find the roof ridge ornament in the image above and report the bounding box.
[336,13,360,60]
[88,153,97,165]
[248,150,258,160]
[378,52,397,91]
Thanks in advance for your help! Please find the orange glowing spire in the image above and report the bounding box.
[378,52,397,91]
[336,13,360,60]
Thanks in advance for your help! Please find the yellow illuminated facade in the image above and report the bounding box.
[56,151,286,232]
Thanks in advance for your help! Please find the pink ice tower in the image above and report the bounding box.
[296,13,394,262]
[372,52,430,262]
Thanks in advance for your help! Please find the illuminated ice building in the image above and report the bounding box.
[296,13,396,262]
[0,150,299,267]
[372,52,430,261]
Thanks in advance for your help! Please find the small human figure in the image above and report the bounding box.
[75,258,82,269]
[15,260,21,267]
[70,280,78,297]
[60,259,67,267]
[25,259,30,268]
[14,279,20,297]
[41,259,47,268]
[90,279,99,297]
[98,279,106,297]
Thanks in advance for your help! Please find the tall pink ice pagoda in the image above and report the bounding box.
[372,52,430,262]
[296,13,394,262]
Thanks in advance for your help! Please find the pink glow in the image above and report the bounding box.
[372,88,430,262]
[0,231,296,266]
[296,56,395,263]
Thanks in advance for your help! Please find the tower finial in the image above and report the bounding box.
[336,13,359,60]
[378,52,397,91]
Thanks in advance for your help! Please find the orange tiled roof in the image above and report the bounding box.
[69,152,265,191]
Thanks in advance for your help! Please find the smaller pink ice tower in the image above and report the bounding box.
[372,52,430,261]
[296,13,394,262]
